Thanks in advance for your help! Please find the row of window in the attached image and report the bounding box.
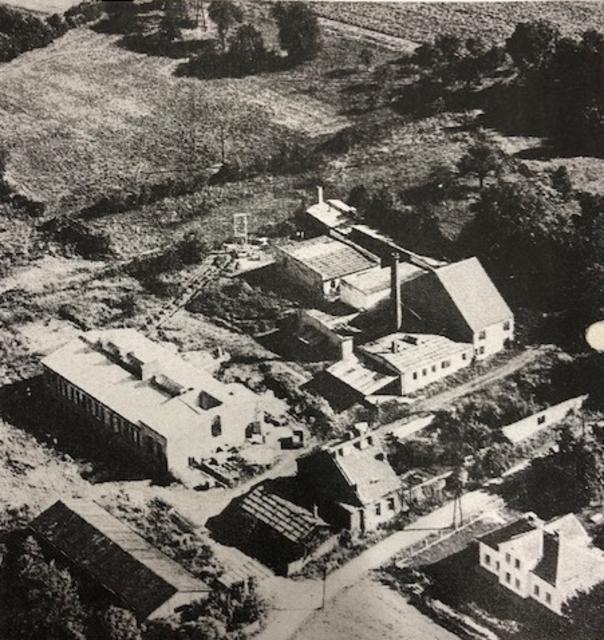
[49,372,163,459]
[411,356,463,381]
[484,553,553,606]
[375,496,397,516]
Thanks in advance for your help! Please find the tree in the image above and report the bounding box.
[228,23,265,76]
[457,140,504,189]
[272,1,321,64]
[13,537,87,640]
[551,165,573,199]
[158,1,184,45]
[359,46,373,69]
[208,0,243,52]
[506,19,561,72]
[98,606,141,640]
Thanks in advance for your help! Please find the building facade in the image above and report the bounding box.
[41,330,261,482]
[478,513,604,615]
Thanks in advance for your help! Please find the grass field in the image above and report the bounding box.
[1,0,81,14]
[311,1,604,46]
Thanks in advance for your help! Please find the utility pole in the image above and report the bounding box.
[321,565,327,609]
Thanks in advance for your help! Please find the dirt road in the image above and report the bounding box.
[318,16,419,53]
[255,489,502,640]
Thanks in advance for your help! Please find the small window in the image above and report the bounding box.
[503,321,511,331]
[484,554,491,566]
[515,558,521,569]
[375,503,381,516]
[462,353,467,360]
[496,561,500,570]
[537,415,546,425]
[546,592,552,604]
[387,497,396,511]
[422,369,427,377]
[515,578,521,589]
[478,346,485,355]
[534,584,540,597]
[412,372,418,380]
[431,365,437,373]
[441,360,450,369]
[505,572,511,583]
[505,553,511,564]
[478,330,486,340]
[211,416,222,438]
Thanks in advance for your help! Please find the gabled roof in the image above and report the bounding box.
[278,236,379,281]
[29,500,209,619]
[306,199,356,230]
[239,486,329,545]
[434,257,513,332]
[332,446,400,505]
[341,263,425,296]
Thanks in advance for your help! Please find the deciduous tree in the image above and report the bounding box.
[457,140,504,189]
[272,1,321,63]
[208,0,243,52]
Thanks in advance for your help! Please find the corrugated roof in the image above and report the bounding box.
[240,487,328,544]
[29,500,209,619]
[279,236,378,281]
[327,356,396,396]
[334,447,400,505]
[360,333,471,374]
[434,257,513,332]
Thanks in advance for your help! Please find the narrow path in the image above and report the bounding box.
[317,16,419,53]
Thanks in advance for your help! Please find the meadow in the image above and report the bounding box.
[311,1,604,46]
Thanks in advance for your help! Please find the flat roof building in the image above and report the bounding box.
[41,330,260,482]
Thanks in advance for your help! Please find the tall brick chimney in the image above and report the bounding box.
[391,252,402,332]
[317,185,324,204]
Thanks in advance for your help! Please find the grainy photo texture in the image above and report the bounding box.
[1,1,604,639]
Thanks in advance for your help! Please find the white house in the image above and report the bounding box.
[478,513,604,615]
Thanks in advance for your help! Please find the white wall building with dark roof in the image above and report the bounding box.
[478,513,604,615]
[41,329,260,482]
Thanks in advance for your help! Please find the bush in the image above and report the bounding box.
[272,1,321,64]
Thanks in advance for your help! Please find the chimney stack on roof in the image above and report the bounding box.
[391,252,402,332]
[317,185,324,204]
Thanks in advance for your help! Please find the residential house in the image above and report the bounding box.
[41,329,261,483]
[478,512,604,615]
[274,235,380,300]
[402,257,514,360]
[29,499,210,620]
[296,426,403,532]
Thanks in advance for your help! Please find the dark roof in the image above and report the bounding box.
[29,500,208,619]
[240,487,328,544]
[478,517,538,549]
[533,531,559,586]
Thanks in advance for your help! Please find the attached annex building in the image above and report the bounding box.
[41,329,260,482]
[30,499,210,620]
[297,425,403,532]
[478,512,604,615]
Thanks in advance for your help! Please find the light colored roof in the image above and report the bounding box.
[434,257,513,332]
[279,236,378,281]
[341,263,425,295]
[306,199,356,229]
[327,356,397,396]
[360,333,471,374]
[41,330,258,468]
[334,447,400,505]
[30,499,208,619]
[240,486,329,544]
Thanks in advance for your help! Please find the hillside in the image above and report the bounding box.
[311,1,604,46]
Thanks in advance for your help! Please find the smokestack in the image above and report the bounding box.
[391,252,402,332]
[317,185,324,204]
